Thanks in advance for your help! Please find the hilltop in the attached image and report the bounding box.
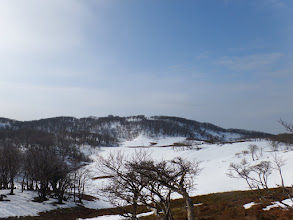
[0,115,271,146]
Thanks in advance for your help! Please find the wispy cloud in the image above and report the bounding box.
[216,53,283,72]
[265,0,287,9]
[196,51,210,60]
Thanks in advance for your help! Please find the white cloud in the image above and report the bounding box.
[0,0,117,89]
[0,0,110,89]
[0,0,92,54]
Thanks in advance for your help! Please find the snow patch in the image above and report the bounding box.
[78,215,123,220]
[78,211,154,220]
[263,198,293,210]
[243,202,259,209]
[0,189,76,218]
[121,134,187,147]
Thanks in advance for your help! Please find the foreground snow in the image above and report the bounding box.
[0,189,76,218]
[1,135,293,218]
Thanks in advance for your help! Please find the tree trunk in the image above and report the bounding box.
[162,193,174,220]
[279,169,286,194]
[132,197,138,220]
[21,176,25,192]
[58,191,64,204]
[73,172,76,202]
[10,176,14,195]
[39,182,48,202]
[182,190,195,220]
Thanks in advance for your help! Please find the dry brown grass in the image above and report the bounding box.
[142,189,293,220]
[2,189,293,220]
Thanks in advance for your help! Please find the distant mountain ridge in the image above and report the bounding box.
[0,115,271,146]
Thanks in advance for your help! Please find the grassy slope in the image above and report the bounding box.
[4,189,293,220]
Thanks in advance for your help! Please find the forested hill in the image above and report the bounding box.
[0,115,271,146]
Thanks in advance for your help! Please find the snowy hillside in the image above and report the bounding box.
[1,135,292,218]
[0,116,271,145]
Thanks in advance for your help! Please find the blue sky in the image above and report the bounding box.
[0,0,292,133]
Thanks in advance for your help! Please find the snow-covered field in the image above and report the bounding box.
[85,136,293,199]
[1,135,293,218]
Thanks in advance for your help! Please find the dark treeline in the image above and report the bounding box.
[0,129,89,203]
[270,133,293,145]
[0,115,272,144]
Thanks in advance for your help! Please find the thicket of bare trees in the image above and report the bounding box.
[98,150,200,220]
[228,155,293,208]
[0,129,89,203]
[0,142,22,195]
[228,120,293,208]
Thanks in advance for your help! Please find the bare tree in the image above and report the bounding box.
[228,157,293,209]
[72,169,89,203]
[278,119,293,150]
[259,146,264,157]
[168,157,199,220]
[140,183,173,220]
[228,158,254,190]
[127,156,175,220]
[271,154,293,207]
[0,147,9,189]
[272,154,286,192]
[98,151,200,220]
[133,157,200,220]
[270,141,279,152]
[50,163,71,204]
[248,144,259,161]
[229,159,272,193]
[25,143,72,202]
[250,161,271,191]
[98,151,147,220]
[279,119,293,133]
[0,141,22,195]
